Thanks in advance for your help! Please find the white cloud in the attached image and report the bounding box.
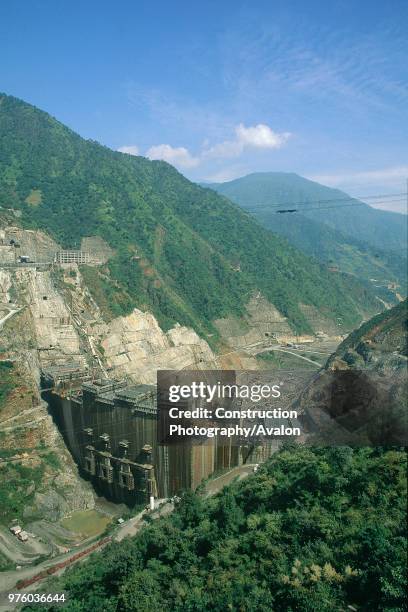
[204,123,291,159]
[235,123,291,149]
[204,139,243,159]
[146,144,200,168]
[143,123,291,173]
[117,145,140,156]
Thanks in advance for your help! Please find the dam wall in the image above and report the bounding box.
[45,375,240,505]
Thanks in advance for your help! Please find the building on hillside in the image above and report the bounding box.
[54,251,91,265]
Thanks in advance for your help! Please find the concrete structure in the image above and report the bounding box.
[42,365,93,392]
[54,251,91,265]
[44,374,241,506]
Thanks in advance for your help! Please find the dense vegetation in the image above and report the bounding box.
[0,363,38,523]
[209,172,407,288]
[0,454,45,522]
[27,445,407,611]
[0,359,14,411]
[0,94,381,336]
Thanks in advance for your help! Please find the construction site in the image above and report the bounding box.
[0,228,242,515]
[42,367,248,505]
[0,226,338,518]
[0,225,374,602]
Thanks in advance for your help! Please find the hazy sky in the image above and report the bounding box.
[1,0,407,211]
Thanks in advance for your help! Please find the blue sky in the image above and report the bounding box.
[1,0,407,211]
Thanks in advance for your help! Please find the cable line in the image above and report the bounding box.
[239,191,407,213]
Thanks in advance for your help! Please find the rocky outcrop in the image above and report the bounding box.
[326,298,407,371]
[0,228,219,524]
[98,309,217,384]
[0,338,95,522]
[296,300,408,446]
[1,227,58,263]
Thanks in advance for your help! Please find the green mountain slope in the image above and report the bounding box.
[23,446,407,612]
[208,173,407,287]
[0,95,382,337]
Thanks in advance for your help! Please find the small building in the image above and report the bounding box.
[54,251,90,265]
[10,525,22,535]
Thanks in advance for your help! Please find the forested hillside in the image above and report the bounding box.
[25,446,407,612]
[0,94,381,337]
[209,173,407,287]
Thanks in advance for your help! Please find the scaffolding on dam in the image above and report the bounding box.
[42,368,242,506]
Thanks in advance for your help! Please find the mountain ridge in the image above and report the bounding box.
[208,172,407,289]
[0,94,385,339]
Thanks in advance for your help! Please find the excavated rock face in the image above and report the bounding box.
[0,269,12,307]
[0,244,96,523]
[80,236,115,264]
[0,227,219,524]
[327,299,408,367]
[297,300,408,446]
[98,310,216,384]
[17,268,87,369]
[214,294,293,349]
[2,227,58,263]
[0,327,95,522]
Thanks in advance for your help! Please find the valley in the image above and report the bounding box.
[0,219,355,581]
[0,217,394,583]
[0,0,407,606]
[0,93,406,608]
[209,172,407,297]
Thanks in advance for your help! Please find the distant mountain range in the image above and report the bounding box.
[0,94,391,340]
[207,172,407,289]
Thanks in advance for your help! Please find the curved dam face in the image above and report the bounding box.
[43,372,244,506]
